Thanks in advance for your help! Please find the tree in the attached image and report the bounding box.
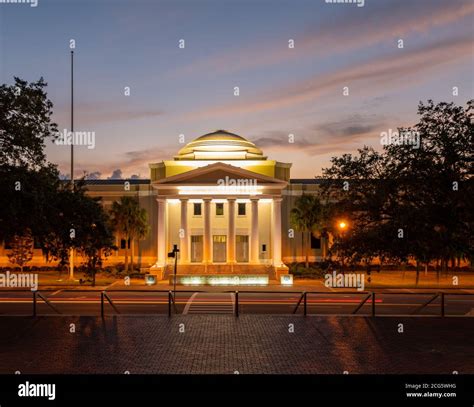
[76,196,116,286]
[320,100,474,281]
[0,77,61,250]
[1,77,117,281]
[129,205,149,272]
[0,77,58,170]
[7,229,34,272]
[290,194,324,268]
[110,197,149,273]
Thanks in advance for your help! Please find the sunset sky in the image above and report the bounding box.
[1,0,473,178]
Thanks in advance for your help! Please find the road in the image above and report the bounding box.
[0,289,473,316]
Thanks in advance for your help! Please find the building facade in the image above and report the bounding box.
[0,130,326,280]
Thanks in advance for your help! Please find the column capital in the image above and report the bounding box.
[179,197,189,202]
[250,197,260,202]
[203,197,212,202]
[227,197,237,202]
[156,197,167,203]
[273,197,283,203]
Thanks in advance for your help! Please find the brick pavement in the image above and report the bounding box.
[0,315,472,374]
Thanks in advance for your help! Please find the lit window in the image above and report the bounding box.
[193,203,202,216]
[216,203,224,216]
[238,202,246,216]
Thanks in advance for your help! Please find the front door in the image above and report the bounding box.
[213,235,227,262]
[191,235,203,262]
[236,235,249,262]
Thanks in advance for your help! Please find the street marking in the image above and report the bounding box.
[183,292,198,315]
[185,293,234,314]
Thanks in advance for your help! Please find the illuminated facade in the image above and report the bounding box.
[0,130,326,280]
[148,130,291,280]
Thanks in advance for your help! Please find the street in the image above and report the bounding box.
[0,288,473,316]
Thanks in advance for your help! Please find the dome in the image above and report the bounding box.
[175,130,266,160]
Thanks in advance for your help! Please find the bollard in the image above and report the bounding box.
[33,291,37,317]
[235,291,239,317]
[303,292,307,316]
[168,291,172,317]
[372,292,376,317]
[100,292,104,318]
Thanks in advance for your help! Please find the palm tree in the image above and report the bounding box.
[290,194,323,269]
[110,197,149,273]
[129,207,149,272]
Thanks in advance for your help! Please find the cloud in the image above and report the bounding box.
[108,169,123,179]
[188,35,473,119]
[173,0,474,77]
[53,103,164,127]
[251,114,389,156]
[55,144,178,180]
[84,171,102,180]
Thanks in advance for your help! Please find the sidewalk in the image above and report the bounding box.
[2,270,473,291]
[0,315,472,374]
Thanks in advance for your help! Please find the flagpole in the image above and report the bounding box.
[69,49,75,280]
[70,49,74,188]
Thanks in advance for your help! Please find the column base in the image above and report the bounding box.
[273,264,289,281]
[149,264,166,280]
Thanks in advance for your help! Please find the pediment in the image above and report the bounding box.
[153,162,286,187]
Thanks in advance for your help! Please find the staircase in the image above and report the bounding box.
[183,292,235,314]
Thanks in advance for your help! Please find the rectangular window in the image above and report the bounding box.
[216,202,224,216]
[310,235,321,249]
[120,239,130,249]
[193,203,202,216]
[262,244,267,252]
[238,202,246,216]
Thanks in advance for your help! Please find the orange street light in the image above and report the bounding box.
[338,221,347,230]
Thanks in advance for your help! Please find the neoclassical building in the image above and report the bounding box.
[0,130,325,282]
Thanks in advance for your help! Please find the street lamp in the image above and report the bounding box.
[168,244,180,309]
[337,220,348,273]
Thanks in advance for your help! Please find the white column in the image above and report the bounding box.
[156,198,166,266]
[203,198,212,263]
[227,198,236,263]
[180,198,188,263]
[272,197,283,267]
[250,198,259,263]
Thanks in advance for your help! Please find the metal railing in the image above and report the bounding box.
[0,288,472,318]
[33,291,62,316]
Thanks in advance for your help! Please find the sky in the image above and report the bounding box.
[0,0,473,179]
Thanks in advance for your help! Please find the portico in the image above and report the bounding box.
[149,130,290,280]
